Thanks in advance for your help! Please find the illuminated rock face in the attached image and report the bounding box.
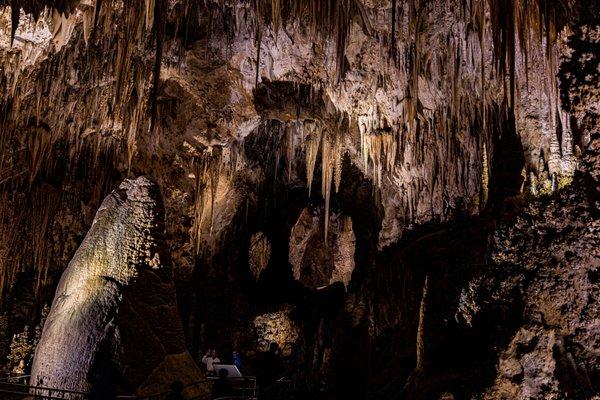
[253,308,300,357]
[30,176,206,398]
[458,175,600,399]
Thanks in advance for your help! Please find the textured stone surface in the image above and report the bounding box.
[475,182,600,399]
[289,206,355,289]
[470,28,600,396]
[560,21,600,193]
[0,1,598,399]
[253,308,299,357]
[30,176,207,398]
[248,231,271,280]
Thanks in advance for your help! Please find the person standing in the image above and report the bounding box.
[201,349,221,375]
[232,349,242,369]
[258,342,282,388]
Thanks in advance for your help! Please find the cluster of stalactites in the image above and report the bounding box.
[254,118,345,242]
[249,0,371,82]
[0,172,117,306]
[485,0,577,184]
[0,188,56,305]
[356,0,574,203]
[357,107,397,189]
[301,119,344,240]
[191,142,243,254]
[0,0,166,176]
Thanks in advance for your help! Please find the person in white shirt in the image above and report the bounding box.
[201,349,220,375]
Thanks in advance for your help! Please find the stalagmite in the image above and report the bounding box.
[481,142,489,207]
[416,275,429,374]
[30,177,207,398]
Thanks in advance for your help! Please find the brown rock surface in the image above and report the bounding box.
[249,231,271,280]
[477,181,600,399]
[289,206,356,289]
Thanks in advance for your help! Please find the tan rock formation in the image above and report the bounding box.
[30,176,207,398]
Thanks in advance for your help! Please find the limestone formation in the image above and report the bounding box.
[30,176,207,398]
[462,177,600,399]
[0,1,598,399]
[249,231,271,280]
[253,308,300,357]
[289,206,356,289]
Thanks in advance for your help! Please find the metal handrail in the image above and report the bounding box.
[0,388,77,400]
[1,381,90,395]
[0,380,197,399]
[135,377,213,400]
[0,373,262,400]
[0,374,31,383]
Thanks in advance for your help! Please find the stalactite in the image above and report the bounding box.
[304,120,322,197]
[320,128,343,241]
[150,0,167,130]
[270,0,280,35]
[358,108,397,189]
[254,0,263,86]
[209,154,219,236]
[480,0,486,134]
[92,0,102,36]
[193,156,208,254]
[391,0,397,60]
[9,0,19,47]
[191,147,226,252]
[334,140,342,193]
[322,131,333,241]
[286,122,295,180]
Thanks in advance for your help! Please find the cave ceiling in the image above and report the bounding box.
[0,0,590,299]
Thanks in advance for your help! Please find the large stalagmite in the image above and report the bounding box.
[30,176,207,398]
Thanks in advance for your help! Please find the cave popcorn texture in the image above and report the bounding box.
[30,177,206,398]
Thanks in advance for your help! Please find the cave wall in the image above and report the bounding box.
[0,0,598,399]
